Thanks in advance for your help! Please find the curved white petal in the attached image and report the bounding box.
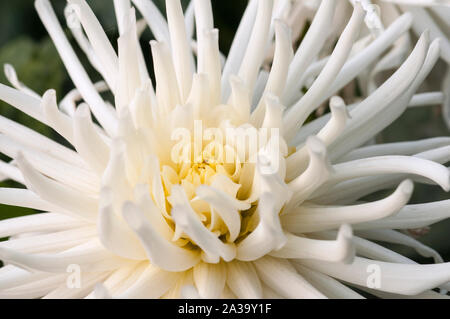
[253,256,326,299]
[226,260,263,299]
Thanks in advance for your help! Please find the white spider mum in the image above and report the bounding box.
[0,0,449,299]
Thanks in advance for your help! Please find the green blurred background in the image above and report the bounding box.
[0,0,448,264]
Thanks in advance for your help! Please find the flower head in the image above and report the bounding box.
[0,0,449,299]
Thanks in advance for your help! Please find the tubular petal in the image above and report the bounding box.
[16,153,98,222]
[118,264,181,299]
[41,89,74,142]
[226,260,263,299]
[166,0,194,102]
[284,4,365,139]
[0,239,129,273]
[35,0,117,135]
[282,180,413,233]
[330,155,450,191]
[253,256,326,299]
[270,224,355,264]
[300,256,450,296]
[0,212,83,238]
[294,263,364,299]
[193,262,226,298]
[169,186,236,262]
[282,0,337,105]
[73,104,110,175]
[122,201,201,271]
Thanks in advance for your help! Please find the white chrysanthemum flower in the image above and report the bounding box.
[0,0,449,299]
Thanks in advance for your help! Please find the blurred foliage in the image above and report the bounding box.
[0,37,64,136]
[0,0,448,261]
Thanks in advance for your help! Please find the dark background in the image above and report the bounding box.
[0,0,448,263]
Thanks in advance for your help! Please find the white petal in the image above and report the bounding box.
[44,271,109,299]
[294,263,364,299]
[270,224,355,263]
[193,262,226,298]
[282,180,413,233]
[282,0,336,105]
[0,134,98,193]
[287,136,332,207]
[0,239,129,273]
[236,193,286,261]
[226,260,263,299]
[67,0,118,91]
[169,186,236,262]
[118,264,181,298]
[221,0,258,100]
[41,89,74,142]
[324,13,413,99]
[300,256,450,295]
[286,97,349,180]
[330,155,450,191]
[253,256,326,299]
[166,0,194,102]
[0,226,96,254]
[329,33,434,160]
[338,137,450,162]
[122,201,201,271]
[16,153,98,222]
[238,0,274,94]
[195,184,247,242]
[0,212,83,238]
[132,0,170,43]
[35,0,117,135]
[150,40,181,113]
[98,189,147,260]
[355,199,450,230]
[283,4,364,139]
[73,104,110,175]
[0,114,84,168]
[356,229,444,264]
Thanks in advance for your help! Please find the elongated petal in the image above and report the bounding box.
[238,0,274,93]
[283,0,337,105]
[122,201,201,271]
[41,89,74,142]
[35,0,117,135]
[0,226,96,254]
[0,212,83,238]
[73,104,110,175]
[355,199,450,230]
[330,155,450,191]
[253,256,326,299]
[166,0,194,102]
[0,239,129,273]
[294,263,364,299]
[356,229,444,264]
[221,0,258,99]
[270,224,354,263]
[287,136,332,206]
[193,262,226,298]
[236,193,286,261]
[68,0,118,91]
[16,153,98,222]
[98,190,147,261]
[300,256,450,295]
[283,180,413,233]
[226,260,262,299]
[339,137,450,162]
[286,97,349,180]
[118,264,180,299]
[169,186,236,262]
[284,4,365,139]
[195,185,247,242]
